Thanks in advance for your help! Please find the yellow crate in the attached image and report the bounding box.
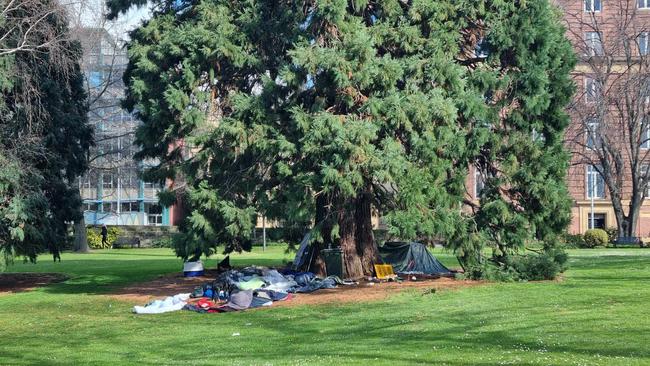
[374,264,395,279]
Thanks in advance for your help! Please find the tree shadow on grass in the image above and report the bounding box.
[37,255,289,296]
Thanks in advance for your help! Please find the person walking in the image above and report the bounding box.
[101,224,109,249]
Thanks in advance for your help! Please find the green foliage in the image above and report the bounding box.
[511,248,568,281]
[115,0,575,277]
[87,227,121,249]
[584,229,609,248]
[0,1,91,267]
[462,244,569,281]
[151,237,173,248]
[604,227,618,244]
[562,233,587,249]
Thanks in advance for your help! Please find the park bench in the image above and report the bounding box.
[113,237,141,249]
[613,236,641,247]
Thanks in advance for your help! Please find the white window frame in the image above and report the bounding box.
[641,123,650,149]
[642,80,650,104]
[585,77,602,103]
[83,202,98,212]
[584,0,602,11]
[145,203,163,226]
[102,174,114,190]
[102,201,117,213]
[639,0,650,9]
[120,201,140,213]
[641,165,650,197]
[639,32,649,56]
[82,176,92,190]
[585,32,603,56]
[586,165,605,199]
[586,118,601,149]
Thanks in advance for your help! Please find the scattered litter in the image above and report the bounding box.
[232,332,240,337]
[133,266,355,315]
[133,293,190,314]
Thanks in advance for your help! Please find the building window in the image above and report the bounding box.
[642,165,650,197]
[102,202,118,213]
[89,71,103,88]
[585,32,603,56]
[83,202,98,211]
[120,201,140,212]
[145,203,163,226]
[143,181,159,190]
[586,118,601,149]
[642,80,650,104]
[587,165,605,199]
[474,168,485,199]
[639,0,650,9]
[639,33,649,55]
[641,124,650,149]
[585,0,601,11]
[588,213,607,229]
[81,176,92,190]
[585,77,602,103]
[102,174,114,190]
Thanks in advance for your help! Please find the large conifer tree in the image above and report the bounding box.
[0,0,92,266]
[111,0,574,278]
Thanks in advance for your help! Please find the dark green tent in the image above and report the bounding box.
[379,242,451,275]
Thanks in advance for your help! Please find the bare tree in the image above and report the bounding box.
[564,0,650,237]
[0,0,68,56]
[60,0,147,250]
[63,1,164,249]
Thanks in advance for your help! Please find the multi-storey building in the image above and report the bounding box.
[558,0,650,235]
[74,27,177,226]
[461,1,650,237]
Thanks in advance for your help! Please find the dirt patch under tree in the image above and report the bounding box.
[110,269,483,307]
[0,273,69,295]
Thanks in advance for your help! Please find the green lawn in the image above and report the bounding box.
[1,247,649,365]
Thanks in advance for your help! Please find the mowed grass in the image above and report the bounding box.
[0,247,649,365]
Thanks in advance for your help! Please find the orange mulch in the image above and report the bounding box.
[110,269,483,307]
[0,273,69,295]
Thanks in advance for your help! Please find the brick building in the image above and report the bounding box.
[558,0,650,236]
[462,1,650,237]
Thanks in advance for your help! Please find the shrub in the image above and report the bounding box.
[87,226,121,249]
[583,229,609,248]
[511,253,562,281]
[562,233,586,249]
[604,227,618,244]
[151,237,173,248]
[466,244,569,281]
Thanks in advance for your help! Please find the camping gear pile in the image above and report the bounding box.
[132,266,354,314]
[133,240,453,314]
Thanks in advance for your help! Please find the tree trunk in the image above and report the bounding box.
[307,194,329,276]
[309,190,378,279]
[339,190,378,279]
[626,196,642,237]
[74,217,90,252]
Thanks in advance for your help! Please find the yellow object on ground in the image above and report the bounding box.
[374,264,395,279]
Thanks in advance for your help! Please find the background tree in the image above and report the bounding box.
[0,0,92,266]
[564,0,650,238]
[64,0,153,251]
[110,0,575,279]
